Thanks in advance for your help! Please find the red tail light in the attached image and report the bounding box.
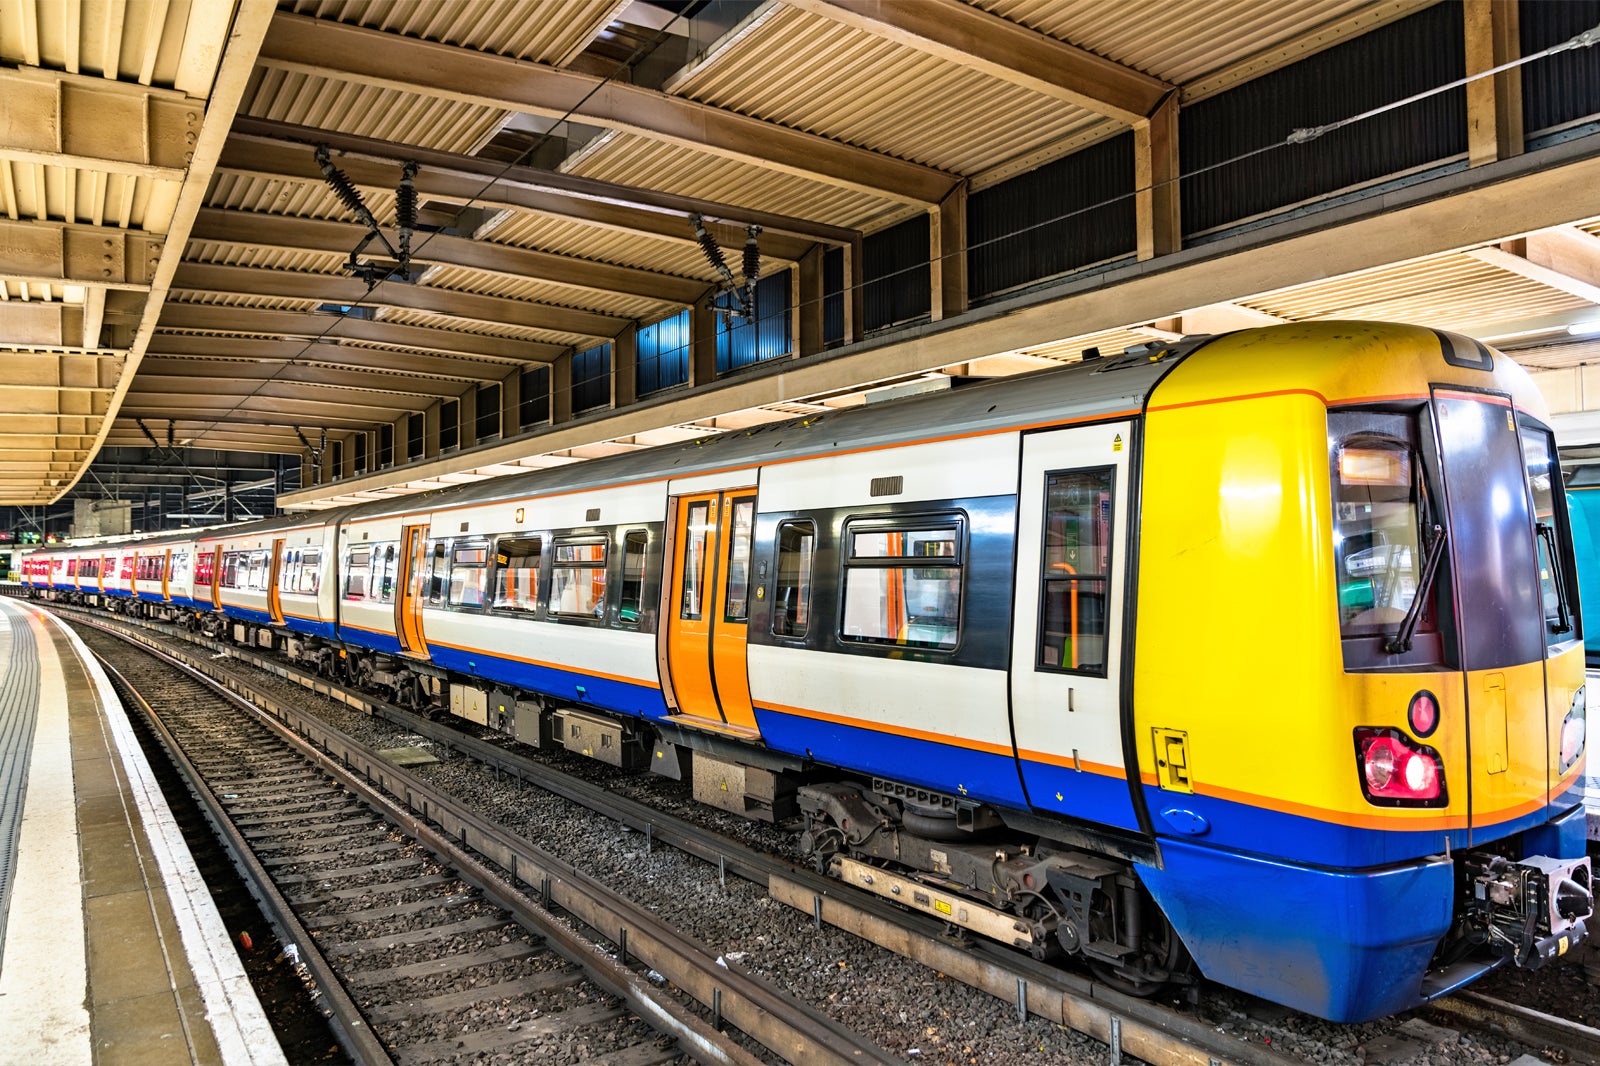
[1354,727,1447,807]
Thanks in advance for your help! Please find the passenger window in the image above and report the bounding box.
[447,541,490,608]
[724,500,755,622]
[426,541,448,604]
[841,520,962,651]
[772,520,816,639]
[553,538,607,618]
[680,502,710,620]
[1520,420,1579,647]
[492,536,543,614]
[1039,470,1113,675]
[300,549,321,594]
[283,551,299,593]
[373,544,399,604]
[618,530,648,626]
[345,547,371,599]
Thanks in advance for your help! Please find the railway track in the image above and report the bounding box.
[61,607,1310,1066]
[82,620,895,1066]
[67,604,1600,1066]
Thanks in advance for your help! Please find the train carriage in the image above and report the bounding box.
[18,321,1592,1025]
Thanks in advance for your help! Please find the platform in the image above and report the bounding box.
[0,597,285,1066]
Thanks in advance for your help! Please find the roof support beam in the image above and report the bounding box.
[0,67,196,180]
[135,363,467,399]
[171,261,627,341]
[188,206,706,305]
[1468,243,1600,305]
[784,0,1172,125]
[258,10,955,205]
[1135,93,1181,260]
[1465,0,1522,167]
[128,384,436,417]
[225,118,856,251]
[0,218,162,289]
[157,304,565,363]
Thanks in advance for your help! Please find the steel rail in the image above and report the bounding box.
[1427,990,1600,1065]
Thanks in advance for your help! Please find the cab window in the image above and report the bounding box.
[1520,419,1580,648]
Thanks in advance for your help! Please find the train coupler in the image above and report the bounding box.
[1465,853,1593,968]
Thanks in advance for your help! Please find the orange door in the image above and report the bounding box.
[267,539,286,624]
[209,547,223,609]
[161,548,172,601]
[663,490,759,735]
[397,524,429,655]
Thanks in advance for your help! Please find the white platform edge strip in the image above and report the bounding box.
[38,608,289,1066]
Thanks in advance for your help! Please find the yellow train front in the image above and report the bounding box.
[1133,322,1591,1021]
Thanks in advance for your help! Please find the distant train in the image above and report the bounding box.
[23,321,1592,1023]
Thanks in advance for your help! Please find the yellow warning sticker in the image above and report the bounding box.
[1112,434,1123,453]
[934,899,952,916]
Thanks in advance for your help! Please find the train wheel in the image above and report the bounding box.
[1089,909,1192,997]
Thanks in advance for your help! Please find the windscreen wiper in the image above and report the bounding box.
[1386,524,1446,654]
[1535,522,1574,634]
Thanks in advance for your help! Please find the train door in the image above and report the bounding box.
[662,489,759,735]
[267,539,286,624]
[1432,389,1549,835]
[1009,422,1141,833]
[161,548,172,602]
[396,524,429,656]
[209,546,223,609]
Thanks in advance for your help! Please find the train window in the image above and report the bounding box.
[771,521,816,639]
[373,544,399,604]
[492,536,543,614]
[618,530,648,626]
[195,552,214,587]
[296,549,320,594]
[1329,412,1439,642]
[447,541,491,608]
[249,549,271,590]
[552,538,608,618]
[1520,420,1579,649]
[426,541,448,604]
[67,558,77,577]
[841,520,962,651]
[679,502,710,620]
[724,500,756,622]
[221,552,240,589]
[1038,469,1114,676]
[345,546,371,599]
[283,551,300,594]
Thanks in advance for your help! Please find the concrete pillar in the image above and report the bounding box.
[691,301,718,386]
[552,353,573,425]
[613,324,638,409]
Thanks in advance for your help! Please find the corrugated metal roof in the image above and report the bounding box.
[567,131,908,232]
[183,242,348,273]
[0,161,182,229]
[421,264,678,320]
[485,213,726,279]
[1245,253,1592,330]
[243,67,508,155]
[975,0,1396,90]
[284,0,623,66]
[166,291,318,312]
[208,172,398,221]
[668,5,1103,176]
[375,306,577,346]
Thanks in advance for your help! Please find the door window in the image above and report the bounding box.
[680,502,710,620]
[619,531,648,626]
[724,500,755,622]
[1038,469,1114,675]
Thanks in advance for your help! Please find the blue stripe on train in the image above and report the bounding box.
[424,644,668,720]
[340,627,402,654]
[753,704,1030,810]
[286,618,337,640]
[220,605,273,625]
[1140,778,1591,869]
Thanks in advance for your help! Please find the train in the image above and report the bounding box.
[20,321,1592,1024]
